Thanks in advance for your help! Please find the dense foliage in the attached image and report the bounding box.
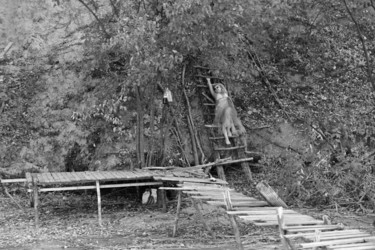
[2,0,375,212]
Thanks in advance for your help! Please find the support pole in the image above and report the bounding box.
[223,190,243,250]
[33,179,39,229]
[216,166,226,181]
[227,214,243,250]
[191,198,215,238]
[172,190,182,237]
[96,181,102,226]
[277,207,293,250]
[157,188,167,212]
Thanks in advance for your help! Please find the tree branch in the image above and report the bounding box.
[342,0,375,91]
[77,0,110,39]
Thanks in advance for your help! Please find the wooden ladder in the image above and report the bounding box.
[195,70,253,181]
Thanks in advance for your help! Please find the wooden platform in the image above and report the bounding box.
[25,170,156,184]
[3,170,225,229]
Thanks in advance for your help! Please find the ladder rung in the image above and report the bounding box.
[209,135,238,140]
[214,157,254,166]
[203,103,215,106]
[196,84,209,88]
[205,124,220,128]
[214,145,246,151]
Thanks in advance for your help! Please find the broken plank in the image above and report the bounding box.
[300,237,375,248]
[207,200,269,207]
[227,210,298,215]
[190,195,258,201]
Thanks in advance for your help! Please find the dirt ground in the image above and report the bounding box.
[0,189,281,250]
[1,188,375,250]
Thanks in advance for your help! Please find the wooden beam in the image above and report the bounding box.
[0,178,26,183]
[28,181,163,192]
[96,181,102,227]
[300,236,375,248]
[172,190,182,237]
[33,179,39,229]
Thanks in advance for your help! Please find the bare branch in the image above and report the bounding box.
[342,0,375,91]
[76,0,110,39]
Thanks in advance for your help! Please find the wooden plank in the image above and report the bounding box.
[0,178,26,183]
[45,173,57,183]
[239,214,317,220]
[232,206,278,211]
[183,190,247,197]
[40,185,96,192]
[190,195,259,202]
[84,171,99,181]
[182,184,228,189]
[331,245,375,250]
[227,210,298,215]
[61,172,74,183]
[206,200,269,207]
[91,172,106,180]
[56,172,69,183]
[300,237,375,248]
[328,242,375,249]
[188,193,255,200]
[182,190,242,195]
[252,219,324,227]
[50,172,64,183]
[304,233,371,241]
[285,229,359,239]
[253,221,279,226]
[155,176,228,184]
[61,172,75,183]
[106,171,120,180]
[39,182,163,192]
[285,225,344,233]
[110,171,124,179]
[73,172,88,182]
[35,173,46,183]
[69,172,82,182]
[97,172,110,180]
[134,171,154,179]
[214,145,246,151]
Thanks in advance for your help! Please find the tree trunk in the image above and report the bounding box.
[146,75,159,167]
[181,65,199,165]
[135,85,145,168]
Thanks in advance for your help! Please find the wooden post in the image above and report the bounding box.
[33,179,39,229]
[157,188,167,212]
[172,190,182,237]
[227,214,243,250]
[96,181,102,226]
[312,229,321,250]
[240,161,252,181]
[277,207,292,250]
[236,137,252,181]
[191,198,215,238]
[216,166,226,181]
[224,190,243,250]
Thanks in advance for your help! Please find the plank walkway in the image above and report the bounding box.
[171,181,375,250]
[2,170,375,249]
